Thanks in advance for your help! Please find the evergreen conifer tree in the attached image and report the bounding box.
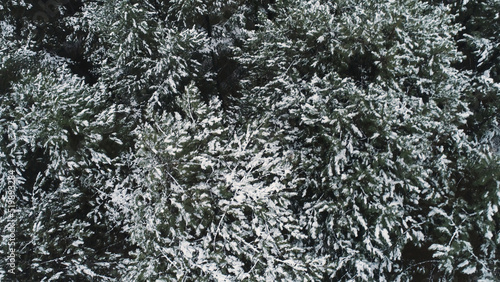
[235,0,500,279]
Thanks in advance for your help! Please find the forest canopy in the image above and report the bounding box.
[1,0,499,280]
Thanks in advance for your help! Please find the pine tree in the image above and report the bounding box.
[235,0,500,279]
[456,0,500,155]
[0,53,127,280]
[1,1,134,280]
[125,80,319,280]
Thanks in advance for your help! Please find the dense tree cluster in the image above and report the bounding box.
[1,0,499,280]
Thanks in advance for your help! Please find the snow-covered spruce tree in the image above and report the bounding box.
[157,0,284,107]
[0,3,136,280]
[427,1,500,278]
[1,0,278,280]
[124,81,321,280]
[426,0,500,156]
[235,0,500,280]
[66,0,191,112]
[0,49,135,280]
[66,0,253,113]
[455,0,500,155]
